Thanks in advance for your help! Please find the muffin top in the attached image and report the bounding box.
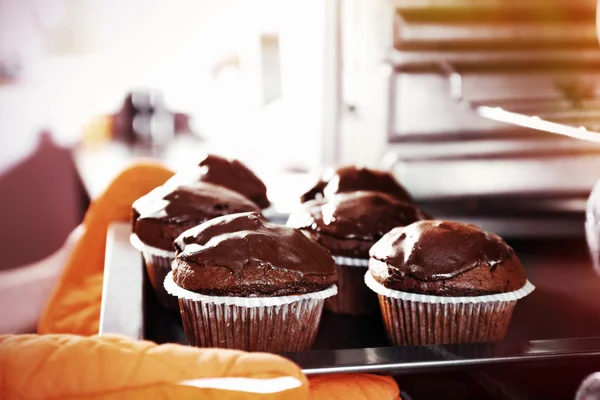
[288,191,427,258]
[172,212,337,296]
[369,220,527,296]
[132,182,261,251]
[168,154,270,208]
[300,166,412,204]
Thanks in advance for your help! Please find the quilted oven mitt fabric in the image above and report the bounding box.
[0,334,309,400]
[37,161,175,335]
[309,374,400,400]
[0,335,401,400]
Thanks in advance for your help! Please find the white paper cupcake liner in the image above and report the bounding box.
[165,271,335,351]
[365,262,535,304]
[130,234,178,310]
[331,256,369,267]
[365,269,535,345]
[164,271,337,307]
[129,234,176,258]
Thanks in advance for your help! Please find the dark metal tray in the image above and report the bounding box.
[100,223,600,399]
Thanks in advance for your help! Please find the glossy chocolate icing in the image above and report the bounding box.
[369,220,526,295]
[172,212,337,296]
[132,182,261,250]
[288,191,426,257]
[370,220,515,281]
[300,166,412,204]
[168,154,270,208]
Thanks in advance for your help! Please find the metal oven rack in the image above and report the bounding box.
[440,62,600,144]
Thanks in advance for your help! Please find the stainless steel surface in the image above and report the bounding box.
[407,0,599,141]
[379,1,600,232]
[440,62,600,144]
[388,48,600,71]
[391,0,596,11]
[287,338,600,375]
[99,223,143,338]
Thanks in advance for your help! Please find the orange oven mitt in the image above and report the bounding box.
[309,374,400,400]
[0,334,308,399]
[37,161,175,335]
[0,334,401,400]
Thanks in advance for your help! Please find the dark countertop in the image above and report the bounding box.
[505,238,600,341]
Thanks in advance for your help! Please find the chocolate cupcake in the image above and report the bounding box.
[164,212,338,352]
[131,182,261,309]
[300,166,412,204]
[288,191,426,316]
[169,154,270,208]
[366,220,535,345]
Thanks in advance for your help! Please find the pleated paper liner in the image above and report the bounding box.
[364,267,535,345]
[327,256,379,316]
[130,234,179,311]
[164,271,337,352]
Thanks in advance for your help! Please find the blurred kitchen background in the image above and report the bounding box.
[2,0,600,270]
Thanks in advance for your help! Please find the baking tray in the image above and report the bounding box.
[100,222,600,398]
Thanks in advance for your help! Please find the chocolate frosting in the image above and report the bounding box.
[168,154,270,208]
[369,220,526,295]
[300,166,412,204]
[132,182,261,250]
[288,191,426,257]
[172,212,337,296]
